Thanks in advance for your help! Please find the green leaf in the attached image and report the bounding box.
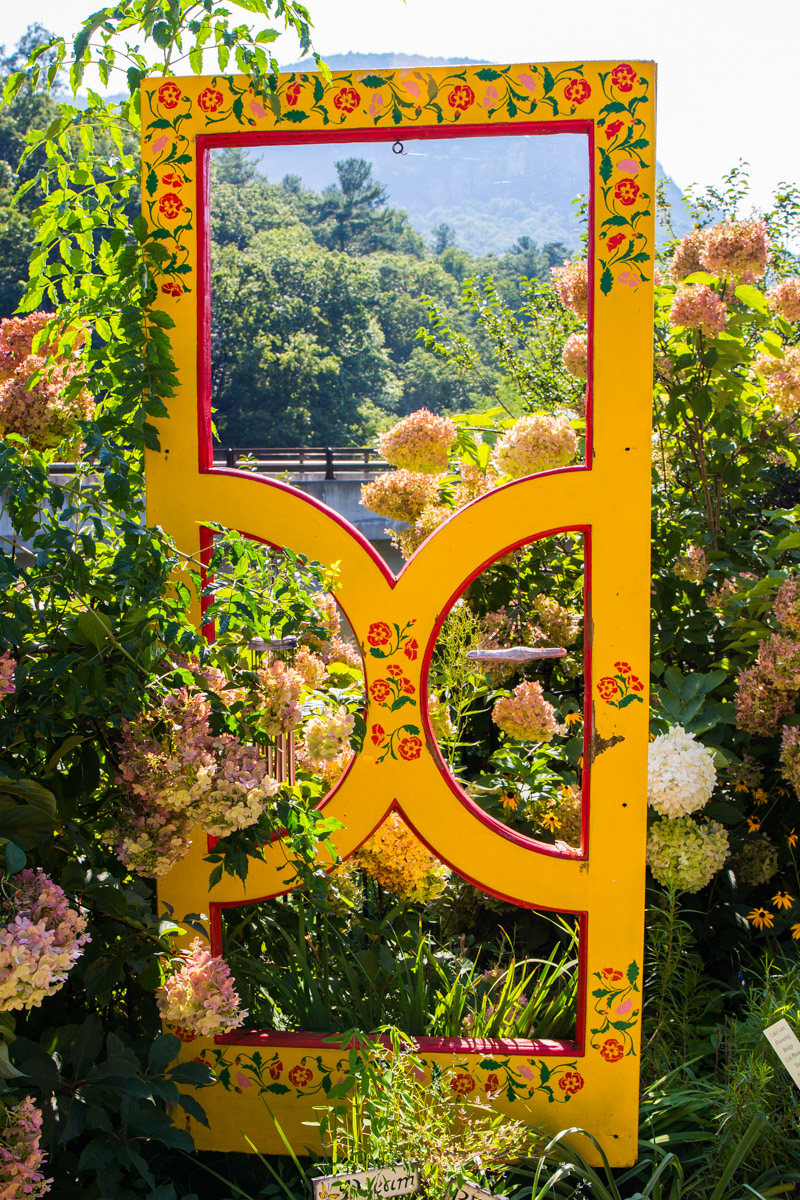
[600,266,613,295]
[475,67,502,80]
[360,74,390,88]
[3,842,26,875]
[148,1034,181,1076]
[282,110,310,123]
[0,778,56,816]
[734,284,768,314]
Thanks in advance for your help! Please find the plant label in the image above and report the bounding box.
[764,1018,800,1088]
[313,1166,421,1200]
[452,1183,502,1200]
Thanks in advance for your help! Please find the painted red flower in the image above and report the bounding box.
[288,1064,313,1088]
[269,1060,284,1080]
[614,178,640,207]
[161,171,184,188]
[171,1025,196,1042]
[597,677,619,701]
[286,82,303,106]
[370,723,386,746]
[161,281,184,297]
[158,192,183,220]
[157,81,182,109]
[605,119,624,141]
[599,1038,625,1063]
[447,84,475,111]
[370,679,391,703]
[564,78,591,105]
[401,678,415,695]
[387,664,403,678]
[333,86,361,114]
[558,1070,584,1095]
[404,638,419,661]
[602,967,624,982]
[607,233,626,251]
[485,1072,500,1094]
[367,621,392,648]
[614,661,632,675]
[198,86,224,114]
[611,63,638,92]
[450,1072,475,1095]
[630,676,644,692]
[398,735,423,761]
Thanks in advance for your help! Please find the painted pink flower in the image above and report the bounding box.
[616,158,639,174]
[236,1071,252,1088]
[519,1063,534,1080]
[618,270,639,288]
[399,71,424,99]
[615,998,633,1015]
[482,86,499,108]
[517,72,537,93]
[369,93,385,116]
[150,135,169,154]
[249,98,267,119]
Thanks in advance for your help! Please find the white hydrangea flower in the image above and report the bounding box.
[646,816,729,893]
[647,725,716,817]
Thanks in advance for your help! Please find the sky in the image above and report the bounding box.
[1,0,797,214]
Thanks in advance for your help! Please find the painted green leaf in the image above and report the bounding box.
[600,265,614,295]
[390,696,416,712]
[146,168,159,197]
[232,97,244,123]
[283,110,309,123]
[476,67,502,81]
[360,74,389,88]
[507,98,517,118]
[617,693,643,708]
[542,67,554,92]
[627,960,640,985]
[599,150,613,184]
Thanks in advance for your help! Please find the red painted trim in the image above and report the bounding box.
[214,1029,579,1056]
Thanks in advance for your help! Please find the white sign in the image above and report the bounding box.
[452,1184,502,1200]
[313,1166,420,1200]
[764,1018,800,1088]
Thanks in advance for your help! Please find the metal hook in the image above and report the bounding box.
[392,139,406,156]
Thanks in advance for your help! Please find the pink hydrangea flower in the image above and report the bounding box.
[0,870,89,1011]
[551,259,589,320]
[0,314,92,455]
[562,332,588,380]
[668,230,707,282]
[253,660,304,737]
[378,409,456,474]
[699,218,770,281]
[492,413,579,479]
[302,706,355,764]
[492,680,558,742]
[755,348,800,417]
[0,654,14,698]
[0,1095,51,1198]
[774,576,800,636]
[767,277,800,323]
[669,284,727,336]
[672,544,708,583]
[156,938,246,1037]
[360,469,442,523]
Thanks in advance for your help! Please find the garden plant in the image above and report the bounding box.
[1,2,800,1197]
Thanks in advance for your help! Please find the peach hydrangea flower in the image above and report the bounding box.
[551,259,589,320]
[360,469,442,523]
[492,680,558,742]
[562,332,588,380]
[353,811,448,903]
[755,348,800,417]
[672,544,708,583]
[0,1095,51,1197]
[767,277,800,323]
[378,408,456,474]
[156,938,246,1037]
[669,284,727,336]
[302,706,355,764]
[668,230,708,282]
[492,413,579,479]
[699,218,770,282]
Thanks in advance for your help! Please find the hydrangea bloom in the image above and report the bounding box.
[360,470,442,523]
[253,660,304,736]
[354,811,448,903]
[552,784,582,848]
[429,693,456,741]
[303,706,355,763]
[156,939,246,1037]
[672,545,708,584]
[562,333,588,380]
[378,408,456,474]
[0,1095,51,1198]
[111,687,280,876]
[323,635,363,671]
[647,725,716,817]
[492,414,579,479]
[669,284,727,335]
[0,870,89,1011]
[729,835,780,885]
[294,646,327,689]
[492,680,558,742]
[767,277,800,323]
[699,218,770,281]
[394,502,451,560]
[774,576,800,637]
[533,594,581,647]
[0,654,14,698]
[551,259,589,320]
[646,816,729,892]
[0,313,92,455]
[453,462,499,507]
[668,230,707,282]
[296,745,354,787]
[735,662,796,736]
[755,348,800,417]
[781,725,800,796]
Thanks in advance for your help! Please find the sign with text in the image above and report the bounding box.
[312,1166,421,1200]
[764,1018,800,1088]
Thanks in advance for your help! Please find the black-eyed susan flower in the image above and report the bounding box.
[788,829,798,849]
[792,923,800,940]
[773,891,795,910]
[541,813,562,833]
[748,907,774,930]
[747,816,761,833]
[752,788,768,805]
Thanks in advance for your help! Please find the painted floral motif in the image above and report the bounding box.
[369,671,416,712]
[197,1047,589,1107]
[369,723,423,764]
[142,61,653,307]
[366,619,417,660]
[596,662,645,707]
[590,960,640,1058]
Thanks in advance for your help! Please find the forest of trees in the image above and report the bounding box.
[208,149,569,446]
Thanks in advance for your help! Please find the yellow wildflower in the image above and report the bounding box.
[792,923,800,940]
[748,907,775,930]
[752,788,769,805]
[747,817,761,833]
[500,792,519,811]
[541,813,562,833]
[773,891,794,910]
[733,781,750,793]
[564,711,582,726]
[788,829,798,849]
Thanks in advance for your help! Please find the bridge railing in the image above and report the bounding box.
[213,447,388,479]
